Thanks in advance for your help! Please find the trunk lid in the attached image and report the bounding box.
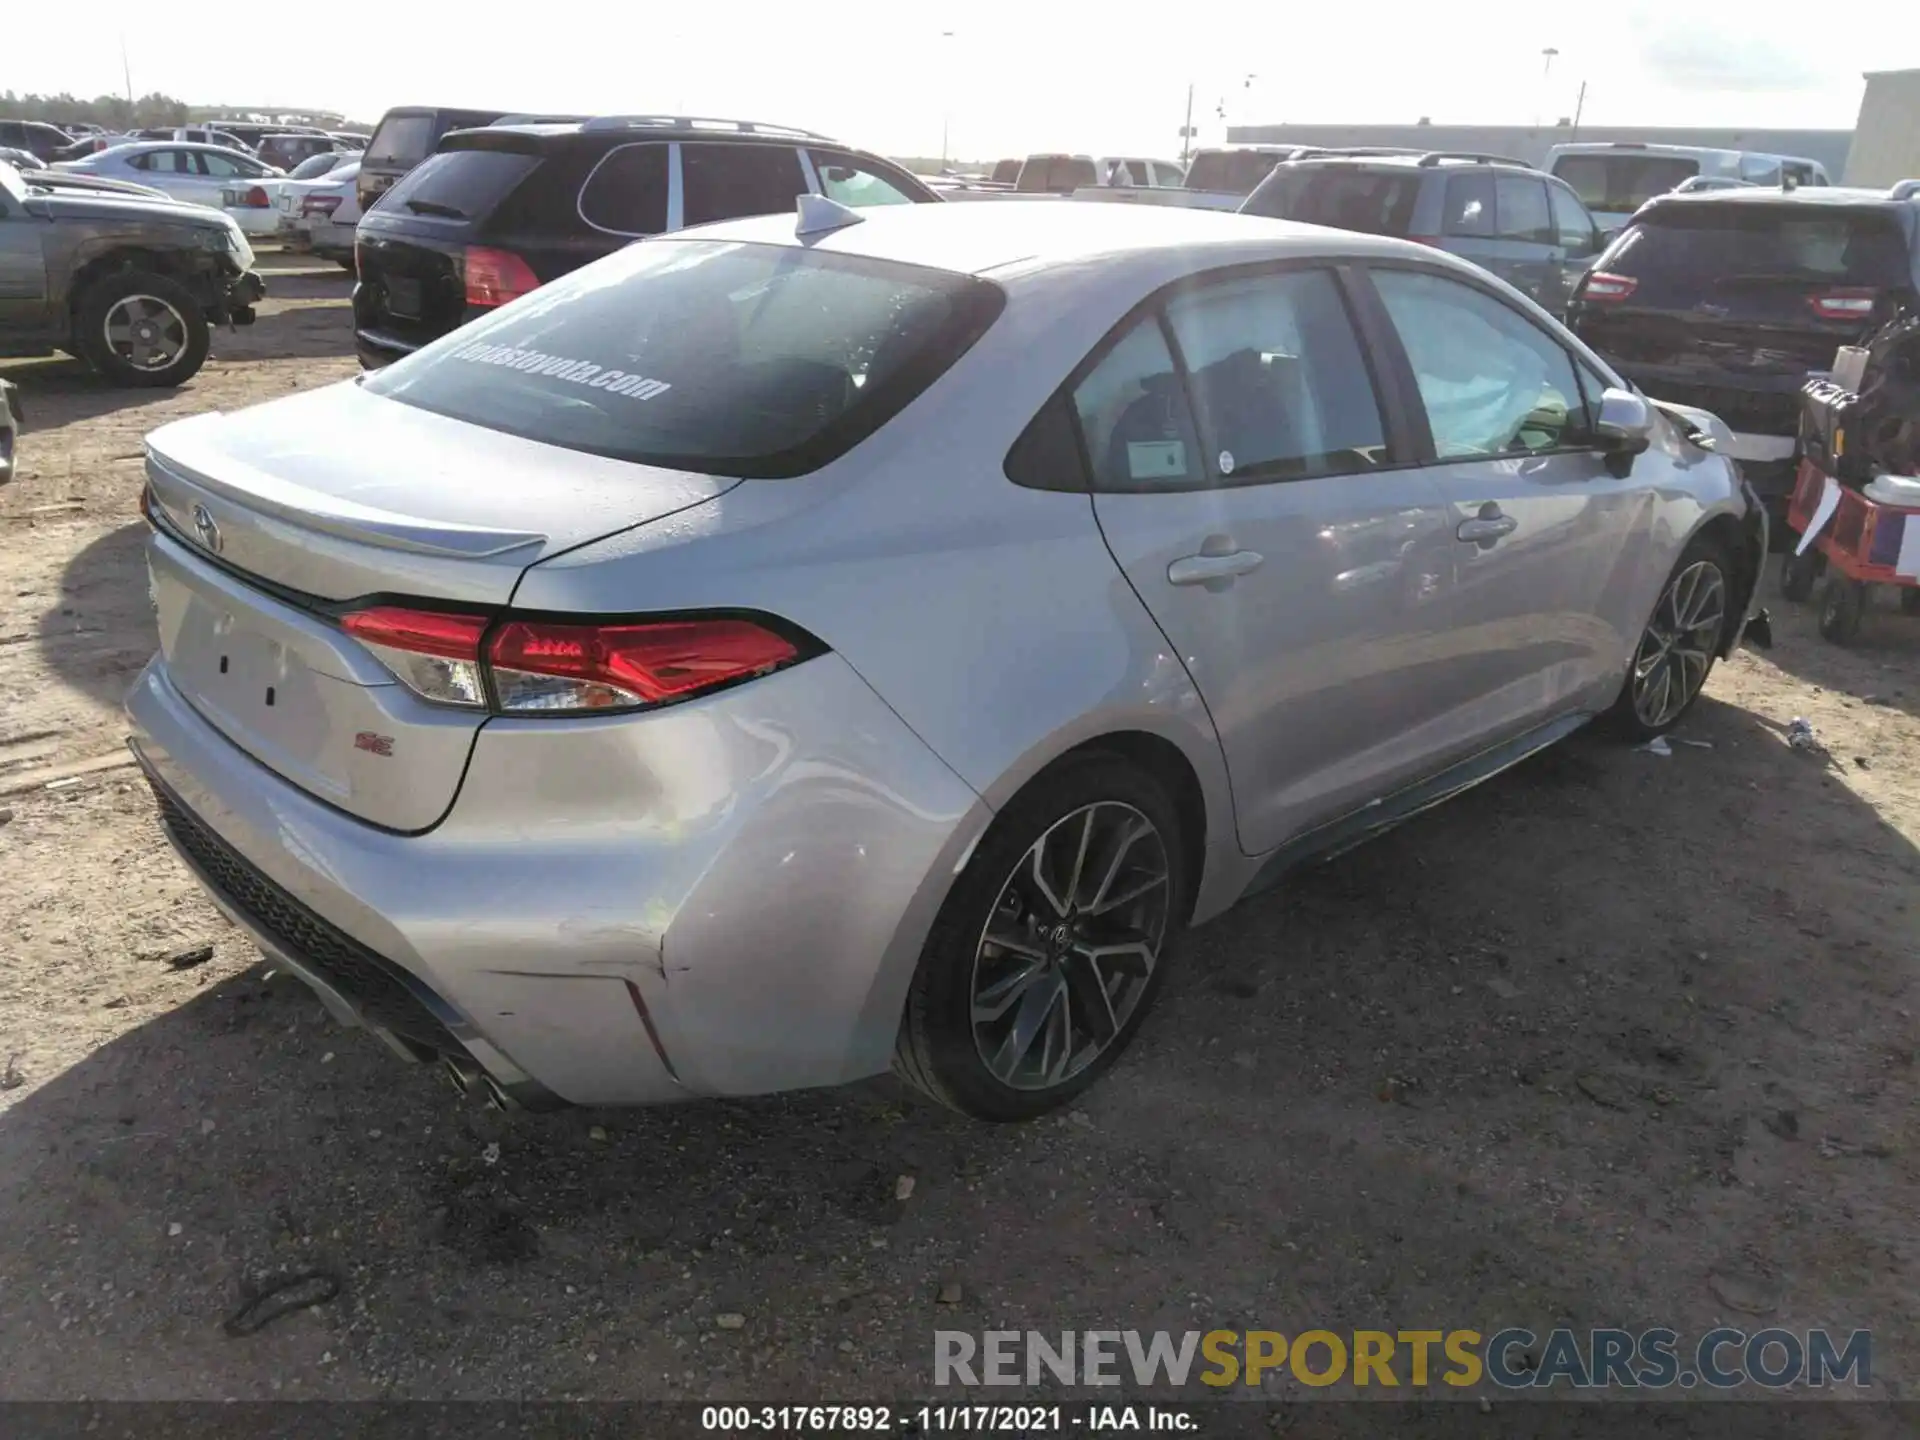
[144,381,738,829]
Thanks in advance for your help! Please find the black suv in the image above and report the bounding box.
[351,115,937,368]
[0,161,263,386]
[1568,185,1920,521]
[1242,151,1607,316]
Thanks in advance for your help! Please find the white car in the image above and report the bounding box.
[54,142,289,236]
[278,159,362,267]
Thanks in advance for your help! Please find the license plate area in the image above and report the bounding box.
[384,277,423,318]
[163,590,349,767]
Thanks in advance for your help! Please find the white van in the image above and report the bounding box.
[1545,142,1830,229]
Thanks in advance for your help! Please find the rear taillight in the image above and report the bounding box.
[1809,287,1877,321]
[341,606,490,708]
[463,246,541,307]
[302,195,343,217]
[489,619,801,712]
[242,186,270,208]
[1580,271,1638,302]
[339,607,806,714]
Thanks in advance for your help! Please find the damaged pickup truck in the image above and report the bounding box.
[0,158,265,387]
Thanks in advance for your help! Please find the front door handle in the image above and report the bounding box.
[1168,549,1265,586]
[1456,505,1518,544]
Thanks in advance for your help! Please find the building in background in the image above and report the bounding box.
[1844,69,1920,186]
[1227,122,1854,179]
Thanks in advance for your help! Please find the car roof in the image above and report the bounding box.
[1279,152,1542,176]
[676,199,1451,281]
[458,121,881,159]
[97,140,260,157]
[1640,186,1916,214]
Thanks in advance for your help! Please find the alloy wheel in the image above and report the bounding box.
[969,802,1171,1092]
[103,294,189,373]
[1631,559,1726,729]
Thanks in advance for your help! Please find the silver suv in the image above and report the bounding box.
[1242,151,1607,315]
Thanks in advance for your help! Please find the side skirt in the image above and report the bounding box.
[1236,710,1595,903]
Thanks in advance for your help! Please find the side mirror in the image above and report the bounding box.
[1595,387,1653,476]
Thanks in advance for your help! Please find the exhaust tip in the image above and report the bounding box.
[442,1055,482,1098]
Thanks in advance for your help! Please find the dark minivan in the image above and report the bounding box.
[351,115,936,369]
[1569,186,1920,519]
[357,105,508,213]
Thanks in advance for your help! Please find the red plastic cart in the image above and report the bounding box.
[1780,459,1920,644]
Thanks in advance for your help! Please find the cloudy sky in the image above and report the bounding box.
[5,0,1910,158]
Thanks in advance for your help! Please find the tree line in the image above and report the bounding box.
[0,91,191,129]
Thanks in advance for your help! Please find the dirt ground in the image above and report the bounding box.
[0,254,1916,1409]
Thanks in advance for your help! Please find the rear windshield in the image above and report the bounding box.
[1018,157,1096,192]
[1608,208,1912,288]
[1185,150,1278,195]
[1552,155,1699,213]
[366,113,439,168]
[1241,166,1421,235]
[378,149,538,222]
[362,240,1006,478]
[991,159,1021,184]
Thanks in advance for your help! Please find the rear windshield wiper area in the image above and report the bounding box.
[403,198,467,219]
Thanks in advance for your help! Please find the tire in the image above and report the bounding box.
[1817,574,1867,645]
[1779,546,1823,603]
[75,271,210,388]
[1605,533,1735,742]
[893,753,1187,1121]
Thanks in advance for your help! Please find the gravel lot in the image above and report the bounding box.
[0,254,1916,1409]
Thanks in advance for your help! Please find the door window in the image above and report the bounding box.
[1494,175,1552,244]
[808,152,917,207]
[146,150,196,175]
[197,151,247,178]
[1165,269,1388,482]
[1069,316,1203,491]
[1374,269,1591,456]
[1442,172,1495,237]
[680,143,807,227]
[578,142,669,234]
[1548,184,1598,254]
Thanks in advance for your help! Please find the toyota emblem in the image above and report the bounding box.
[191,502,222,554]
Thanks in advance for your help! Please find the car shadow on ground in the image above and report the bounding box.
[0,691,1914,1400]
[34,520,155,712]
[0,357,189,432]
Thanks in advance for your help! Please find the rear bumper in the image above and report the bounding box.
[126,650,986,1107]
[228,208,282,238]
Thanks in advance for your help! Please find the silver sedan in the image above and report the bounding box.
[128,200,1767,1120]
[55,141,287,234]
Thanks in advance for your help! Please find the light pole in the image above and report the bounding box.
[940,30,955,173]
[1535,46,1559,130]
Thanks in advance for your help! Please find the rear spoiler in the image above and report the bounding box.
[438,127,547,156]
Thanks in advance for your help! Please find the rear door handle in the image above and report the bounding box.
[1456,508,1518,544]
[1168,549,1265,586]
